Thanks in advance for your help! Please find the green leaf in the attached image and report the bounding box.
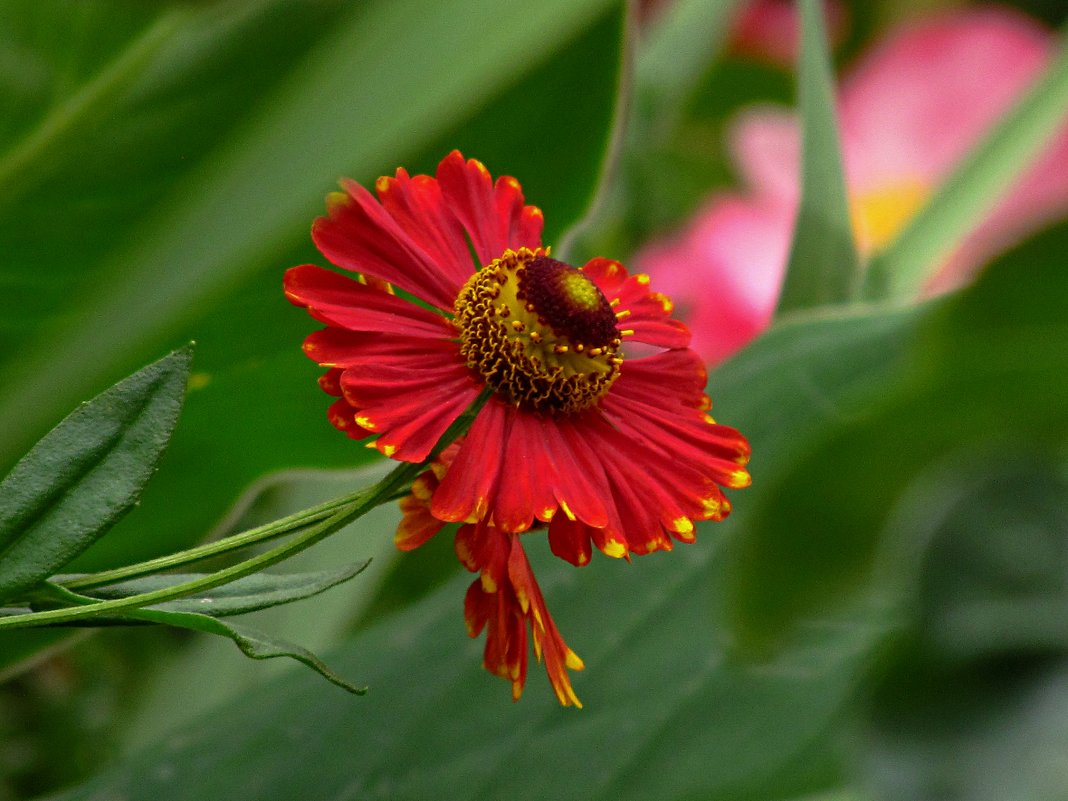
[131,610,366,695]
[45,302,928,801]
[72,562,371,617]
[862,463,1068,801]
[865,28,1068,300]
[775,0,860,313]
[635,0,741,114]
[729,221,1068,650]
[0,0,626,573]
[48,546,878,800]
[0,346,192,603]
[113,469,407,747]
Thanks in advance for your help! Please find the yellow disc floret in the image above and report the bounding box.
[455,248,623,413]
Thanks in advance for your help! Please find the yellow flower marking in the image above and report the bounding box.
[850,178,929,254]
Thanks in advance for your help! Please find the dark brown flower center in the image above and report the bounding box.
[454,248,623,413]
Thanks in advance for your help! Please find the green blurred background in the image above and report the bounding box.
[1,1,1067,799]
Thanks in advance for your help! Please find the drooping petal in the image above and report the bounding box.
[507,536,584,707]
[457,521,582,706]
[312,180,464,311]
[395,473,447,551]
[431,398,510,524]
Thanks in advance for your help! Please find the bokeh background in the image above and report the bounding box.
[1,1,1067,799]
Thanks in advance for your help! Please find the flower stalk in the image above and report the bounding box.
[0,390,489,630]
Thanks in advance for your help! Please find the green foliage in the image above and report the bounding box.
[0,0,625,576]
[866,30,1068,299]
[76,563,372,617]
[0,347,191,602]
[863,462,1068,800]
[776,0,860,312]
[729,222,1068,650]
[45,277,922,801]
[4,1,1068,799]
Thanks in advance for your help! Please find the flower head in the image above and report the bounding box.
[286,151,750,705]
[638,8,1068,364]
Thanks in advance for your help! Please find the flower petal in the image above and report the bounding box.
[618,349,709,411]
[312,179,464,311]
[431,399,509,523]
[489,412,560,534]
[285,264,454,338]
[839,9,1053,189]
[395,473,446,551]
[302,330,450,369]
[340,358,481,462]
[436,150,543,265]
[729,107,801,205]
[326,397,374,440]
[507,535,583,707]
[374,168,475,290]
[584,257,691,349]
[635,194,794,364]
[546,515,594,568]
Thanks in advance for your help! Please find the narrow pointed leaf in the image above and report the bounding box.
[129,609,366,695]
[0,346,192,602]
[71,562,371,617]
[866,29,1068,300]
[776,0,860,312]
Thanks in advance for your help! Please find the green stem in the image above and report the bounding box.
[60,493,348,591]
[4,388,490,627]
[0,461,423,631]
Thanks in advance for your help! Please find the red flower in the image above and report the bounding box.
[285,151,750,705]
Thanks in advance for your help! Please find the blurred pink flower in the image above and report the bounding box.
[637,8,1068,365]
[729,0,848,67]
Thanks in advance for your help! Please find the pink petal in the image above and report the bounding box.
[840,9,1054,189]
[635,195,794,364]
[729,107,801,206]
